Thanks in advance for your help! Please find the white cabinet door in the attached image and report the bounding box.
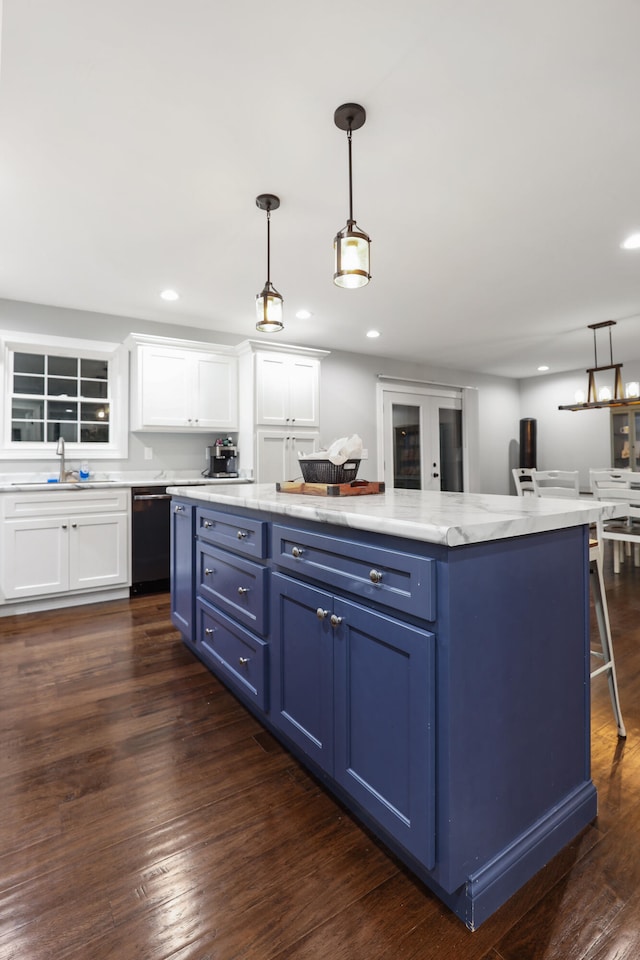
[256,430,320,483]
[139,345,193,428]
[1,517,69,599]
[288,356,319,426]
[194,353,238,430]
[69,514,129,590]
[255,353,319,427]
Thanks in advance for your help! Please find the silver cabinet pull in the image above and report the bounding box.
[292,546,304,559]
[174,504,184,513]
[71,522,77,528]
[204,627,214,636]
[204,568,213,576]
[369,569,383,584]
[237,530,247,540]
[203,519,213,528]
[238,656,250,666]
[237,586,249,596]
[316,608,329,620]
[330,614,343,628]
[61,523,68,529]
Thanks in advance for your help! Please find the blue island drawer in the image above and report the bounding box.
[197,542,268,635]
[196,506,267,559]
[196,598,268,711]
[272,523,436,621]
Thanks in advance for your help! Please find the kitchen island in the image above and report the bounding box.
[167,484,615,929]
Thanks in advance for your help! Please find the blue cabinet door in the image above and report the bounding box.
[170,500,194,643]
[332,597,436,868]
[271,572,334,771]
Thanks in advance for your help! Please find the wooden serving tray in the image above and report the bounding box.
[276,480,385,497]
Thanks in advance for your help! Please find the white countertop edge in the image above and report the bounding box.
[166,484,622,547]
[0,477,253,493]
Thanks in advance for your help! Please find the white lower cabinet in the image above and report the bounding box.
[1,489,130,602]
[256,430,320,483]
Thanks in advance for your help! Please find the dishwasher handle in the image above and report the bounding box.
[133,493,172,501]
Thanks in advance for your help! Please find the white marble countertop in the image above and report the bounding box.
[0,472,252,493]
[167,483,621,547]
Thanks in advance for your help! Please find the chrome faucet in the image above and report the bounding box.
[56,436,66,481]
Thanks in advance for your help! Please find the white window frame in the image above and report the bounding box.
[0,330,129,460]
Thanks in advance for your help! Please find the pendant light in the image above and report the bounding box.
[558,321,640,410]
[333,103,371,288]
[255,193,283,333]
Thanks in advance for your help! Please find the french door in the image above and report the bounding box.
[380,388,464,492]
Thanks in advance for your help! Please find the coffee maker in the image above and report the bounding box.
[205,441,239,478]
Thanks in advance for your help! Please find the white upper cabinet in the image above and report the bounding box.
[127,335,238,432]
[255,352,320,427]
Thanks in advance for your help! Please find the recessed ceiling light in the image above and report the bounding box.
[295,309,312,320]
[621,233,640,250]
[537,365,549,372]
[366,330,380,338]
[160,289,179,301]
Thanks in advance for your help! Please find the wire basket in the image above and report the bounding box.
[299,458,361,484]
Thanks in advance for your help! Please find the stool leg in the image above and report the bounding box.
[590,550,626,738]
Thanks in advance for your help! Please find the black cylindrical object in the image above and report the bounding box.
[519,418,537,468]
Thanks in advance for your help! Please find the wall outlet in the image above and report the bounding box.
[144,446,153,461]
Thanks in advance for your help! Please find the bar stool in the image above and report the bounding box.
[521,469,626,737]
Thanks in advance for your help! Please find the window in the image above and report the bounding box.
[1,332,128,460]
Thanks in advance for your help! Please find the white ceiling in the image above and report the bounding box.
[2,0,640,380]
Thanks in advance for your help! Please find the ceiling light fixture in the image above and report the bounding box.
[160,289,179,301]
[366,330,380,338]
[621,233,640,250]
[558,321,640,410]
[537,365,549,372]
[255,194,283,333]
[333,103,371,289]
[295,309,312,320]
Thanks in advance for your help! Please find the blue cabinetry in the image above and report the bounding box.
[271,571,436,867]
[170,498,195,643]
[171,495,595,930]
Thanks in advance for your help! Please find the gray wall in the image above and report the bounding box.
[1,298,522,492]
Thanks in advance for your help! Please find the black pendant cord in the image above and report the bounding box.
[347,127,354,224]
[266,208,271,285]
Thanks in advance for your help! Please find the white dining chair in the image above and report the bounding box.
[590,469,640,574]
[533,469,626,737]
[512,467,536,496]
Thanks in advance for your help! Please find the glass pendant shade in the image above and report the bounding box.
[256,281,284,332]
[334,223,371,288]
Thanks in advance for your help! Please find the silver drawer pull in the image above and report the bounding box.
[205,627,214,636]
[316,608,329,620]
[174,504,184,513]
[204,567,213,576]
[369,569,383,584]
[239,656,250,666]
[237,586,249,596]
[237,530,247,540]
[203,519,213,528]
[291,546,304,559]
[330,614,343,628]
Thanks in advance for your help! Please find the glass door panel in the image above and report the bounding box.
[393,404,422,489]
[439,407,463,492]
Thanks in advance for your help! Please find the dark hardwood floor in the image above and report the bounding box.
[1,554,640,960]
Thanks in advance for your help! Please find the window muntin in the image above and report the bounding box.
[10,351,111,445]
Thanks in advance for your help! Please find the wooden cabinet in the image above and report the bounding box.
[170,499,195,644]
[237,340,328,481]
[256,430,320,483]
[128,334,238,432]
[611,409,640,470]
[1,489,130,601]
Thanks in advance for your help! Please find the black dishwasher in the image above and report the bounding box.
[131,486,172,594]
